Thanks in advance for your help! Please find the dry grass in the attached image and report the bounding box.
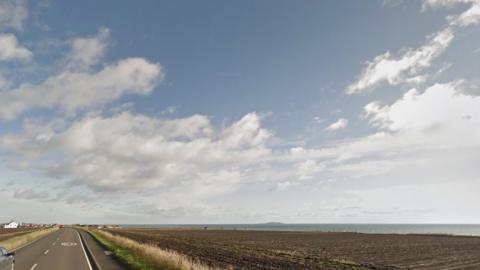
[92,229,223,270]
[0,227,58,251]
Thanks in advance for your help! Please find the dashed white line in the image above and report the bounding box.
[44,249,49,254]
[30,263,38,270]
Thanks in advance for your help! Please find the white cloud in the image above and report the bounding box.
[0,57,162,120]
[424,0,480,25]
[347,0,480,94]
[68,28,110,68]
[0,26,170,218]
[0,28,163,121]
[350,82,480,160]
[294,159,324,180]
[1,112,271,192]
[220,112,271,149]
[3,83,480,221]
[285,82,480,183]
[0,0,27,31]
[346,28,454,94]
[325,118,349,131]
[364,82,480,135]
[452,2,480,26]
[0,33,31,61]
[422,0,477,9]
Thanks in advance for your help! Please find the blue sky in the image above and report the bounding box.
[27,1,443,136]
[0,0,480,224]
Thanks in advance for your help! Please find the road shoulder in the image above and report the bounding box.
[78,230,126,270]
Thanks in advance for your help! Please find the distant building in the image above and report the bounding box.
[3,221,19,229]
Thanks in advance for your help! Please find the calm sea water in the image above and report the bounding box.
[121,224,480,236]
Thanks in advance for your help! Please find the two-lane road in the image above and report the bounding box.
[15,228,92,270]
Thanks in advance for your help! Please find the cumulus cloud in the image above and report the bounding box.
[325,118,349,131]
[68,28,110,68]
[2,82,480,220]
[0,33,31,61]
[347,0,480,94]
[284,82,480,181]
[0,58,162,120]
[0,28,163,121]
[1,112,271,192]
[346,28,454,94]
[0,0,27,31]
[364,82,480,133]
[356,82,480,159]
[0,25,170,217]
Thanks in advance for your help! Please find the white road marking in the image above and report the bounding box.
[61,242,77,247]
[30,264,38,270]
[44,249,49,254]
[77,231,93,270]
[12,230,58,252]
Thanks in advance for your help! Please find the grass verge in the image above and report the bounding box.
[0,227,58,251]
[0,231,32,242]
[88,229,220,270]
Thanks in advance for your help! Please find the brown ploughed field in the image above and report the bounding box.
[105,228,480,270]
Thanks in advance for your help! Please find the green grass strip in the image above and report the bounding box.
[0,228,57,251]
[89,230,160,270]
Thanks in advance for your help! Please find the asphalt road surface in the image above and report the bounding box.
[14,228,93,270]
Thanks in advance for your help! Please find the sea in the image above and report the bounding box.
[121,223,480,236]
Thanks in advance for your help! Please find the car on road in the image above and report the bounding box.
[0,246,14,270]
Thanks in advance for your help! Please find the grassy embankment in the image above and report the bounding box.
[0,227,58,251]
[88,229,221,270]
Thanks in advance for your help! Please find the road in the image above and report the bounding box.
[14,228,123,270]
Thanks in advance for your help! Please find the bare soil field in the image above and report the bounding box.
[105,228,480,270]
[0,228,37,242]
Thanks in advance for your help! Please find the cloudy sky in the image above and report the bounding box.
[0,0,479,224]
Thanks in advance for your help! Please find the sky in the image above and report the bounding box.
[0,0,479,224]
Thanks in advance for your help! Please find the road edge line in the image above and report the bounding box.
[84,229,131,270]
[77,230,95,270]
[78,230,103,270]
